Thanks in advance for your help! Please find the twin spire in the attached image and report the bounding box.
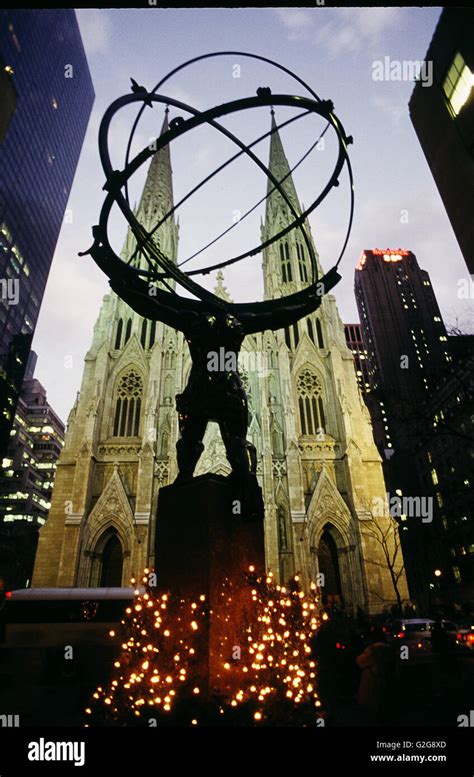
[138,106,302,233]
[134,106,312,284]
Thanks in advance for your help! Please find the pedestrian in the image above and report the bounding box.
[356,627,394,723]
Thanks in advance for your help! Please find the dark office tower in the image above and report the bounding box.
[0,10,94,461]
[355,249,450,409]
[409,8,474,273]
[355,249,458,609]
[355,248,450,462]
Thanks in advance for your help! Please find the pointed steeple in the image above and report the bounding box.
[262,109,324,302]
[137,106,174,231]
[265,109,302,221]
[120,106,179,270]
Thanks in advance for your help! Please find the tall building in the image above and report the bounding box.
[344,323,371,395]
[33,111,408,615]
[0,10,94,461]
[409,8,474,273]
[355,249,450,409]
[354,248,473,608]
[0,356,65,591]
[412,335,474,603]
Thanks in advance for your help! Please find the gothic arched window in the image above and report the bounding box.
[284,323,299,351]
[279,241,292,283]
[114,319,123,350]
[124,318,132,345]
[296,368,326,436]
[297,243,308,283]
[149,321,156,349]
[163,349,176,369]
[316,319,324,349]
[140,319,148,349]
[292,322,299,348]
[267,349,277,369]
[112,370,143,437]
[307,318,315,343]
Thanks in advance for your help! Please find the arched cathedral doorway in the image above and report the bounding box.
[317,525,343,608]
[91,529,123,587]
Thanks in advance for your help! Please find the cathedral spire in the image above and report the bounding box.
[136,106,174,230]
[266,109,302,220]
[262,109,323,300]
[121,106,179,270]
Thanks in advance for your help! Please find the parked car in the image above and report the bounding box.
[389,618,435,652]
[455,625,474,652]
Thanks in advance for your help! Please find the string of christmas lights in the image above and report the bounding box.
[85,567,323,726]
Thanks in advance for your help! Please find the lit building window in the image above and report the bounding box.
[442,52,474,117]
[112,370,143,437]
[296,368,325,436]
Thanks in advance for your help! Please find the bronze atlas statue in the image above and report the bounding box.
[82,51,354,523]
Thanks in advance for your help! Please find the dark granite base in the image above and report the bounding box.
[155,474,265,696]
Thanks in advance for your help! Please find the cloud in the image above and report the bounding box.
[274,8,316,40]
[275,8,406,56]
[370,93,407,125]
[76,9,112,55]
[315,8,404,57]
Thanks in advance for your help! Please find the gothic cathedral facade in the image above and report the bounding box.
[33,112,408,614]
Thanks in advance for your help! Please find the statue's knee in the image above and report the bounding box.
[227,437,256,473]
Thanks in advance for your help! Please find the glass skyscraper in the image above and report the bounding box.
[0,10,94,460]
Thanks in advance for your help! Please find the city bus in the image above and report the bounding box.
[0,586,143,695]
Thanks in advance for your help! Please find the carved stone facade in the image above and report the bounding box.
[33,111,408,614]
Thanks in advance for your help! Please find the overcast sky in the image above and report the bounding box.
[32,7,472,423]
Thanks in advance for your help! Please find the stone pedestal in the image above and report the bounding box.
[155,474,265,697]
